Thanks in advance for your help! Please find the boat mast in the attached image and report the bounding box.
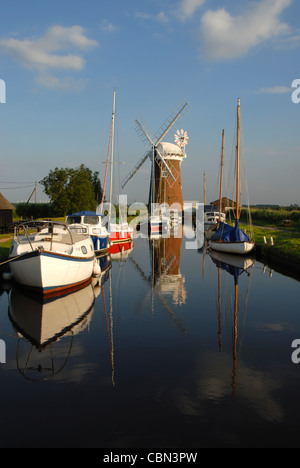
[109,90,116,219]
[219,129,225,222]
[203,171,206,205]
[236,99,240,224]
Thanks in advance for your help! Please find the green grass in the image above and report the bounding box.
[240,223,300,265]
[0,240,12,260]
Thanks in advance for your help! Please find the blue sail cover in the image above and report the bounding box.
[69,211,104,217]
[211,221,250,243]
[210,256,245,285]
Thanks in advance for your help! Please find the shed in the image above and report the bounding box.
[0,192,15,229]
[210,197,237,212]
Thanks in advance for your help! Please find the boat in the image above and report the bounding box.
[149,204,171,234]
[209,100,255,255]
[204,209,226,228]
[8,221,99,295]
[66,210,109,255]
[99,90,133,248]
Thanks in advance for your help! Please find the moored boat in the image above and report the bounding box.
[209,100,255,255]
[9,221,98,295]
[66,210,109,255]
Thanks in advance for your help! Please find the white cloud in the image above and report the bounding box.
[99,20,118,33]
[0,25,98,89]
[134,11,169,23]
[257,85,292,94]
[178,0,206,20]
[200,0,292,61]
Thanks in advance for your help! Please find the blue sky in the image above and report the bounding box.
[0,0,299,206]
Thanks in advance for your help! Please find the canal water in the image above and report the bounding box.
[0,227,300,448]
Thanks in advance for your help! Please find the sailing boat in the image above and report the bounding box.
[209,99,255,255]
[99,90,133,250]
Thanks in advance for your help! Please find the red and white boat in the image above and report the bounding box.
[108,221,133,250]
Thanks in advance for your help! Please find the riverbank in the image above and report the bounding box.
[1,224,300,281]
[241,223,300,279]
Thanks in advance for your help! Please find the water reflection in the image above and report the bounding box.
[130,230,187,333]
[150,231,187,306]
[209,250,255,397]
[7,255,112,382]
[109,240,134,262]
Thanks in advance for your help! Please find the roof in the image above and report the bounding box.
[67,211,104,217]
[0,192,15,211]
[157,142,186,159]
[210,197,237,208]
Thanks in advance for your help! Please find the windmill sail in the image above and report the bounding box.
[121,101,191,190]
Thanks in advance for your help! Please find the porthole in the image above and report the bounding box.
[81,246,87,254]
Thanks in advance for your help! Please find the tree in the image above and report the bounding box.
[40,165,103,216]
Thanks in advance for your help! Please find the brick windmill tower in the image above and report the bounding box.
[121,102,190,215]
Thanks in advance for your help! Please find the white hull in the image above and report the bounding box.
[10,250,94,294]
[9,221,96,294]
[209,240,255,255]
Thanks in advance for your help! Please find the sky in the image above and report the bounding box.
[0,0,299,206]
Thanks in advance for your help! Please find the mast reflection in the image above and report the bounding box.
[209,250,254,397]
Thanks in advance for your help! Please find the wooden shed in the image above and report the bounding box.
[210,197,237,212]
[0,192,15,230]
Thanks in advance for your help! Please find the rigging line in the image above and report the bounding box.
[0,181,35,184]
[240,118,254,240]
[0,185,34,189]
[99,105,114,214]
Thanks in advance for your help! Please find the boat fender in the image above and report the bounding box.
[92,259,101,276]
[2,271,12,281]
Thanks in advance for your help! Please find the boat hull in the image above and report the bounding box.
[10,250,94,295]
[209,240,255,255]
[91,235,109,254]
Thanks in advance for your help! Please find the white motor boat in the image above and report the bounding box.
[66,211,109,255]
[9,221,99,295]
[204,210,226,228]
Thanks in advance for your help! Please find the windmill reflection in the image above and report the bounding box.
[209,250,254,398]
[130,230,187,333]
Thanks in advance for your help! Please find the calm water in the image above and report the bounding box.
[0,228,300,448]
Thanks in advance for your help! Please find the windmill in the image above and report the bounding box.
[121,101,191,212]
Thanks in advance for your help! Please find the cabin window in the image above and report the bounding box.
[81,246,87,254]
[83,216,99,225]
[67,216,81,224]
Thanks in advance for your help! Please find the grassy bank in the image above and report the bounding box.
[240,222,300,276]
